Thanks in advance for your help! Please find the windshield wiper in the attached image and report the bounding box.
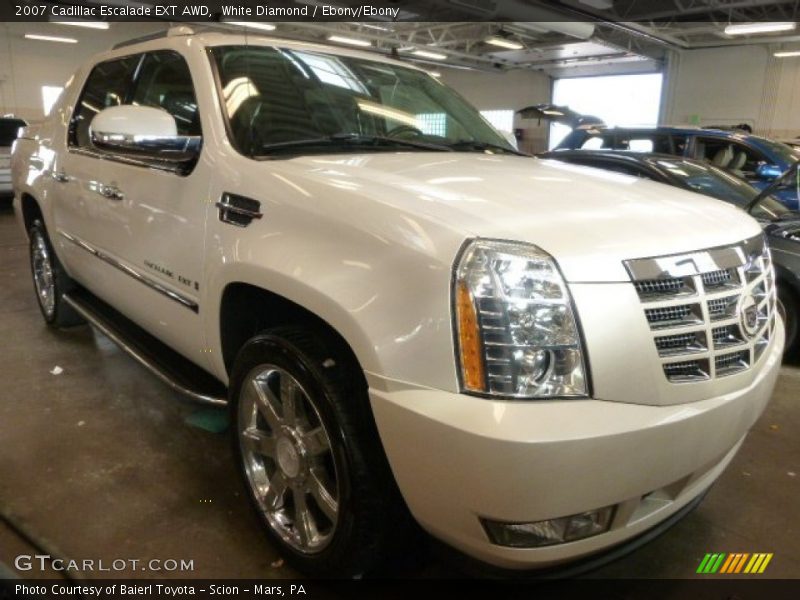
[256,133,453,156]
[448,140,527,156]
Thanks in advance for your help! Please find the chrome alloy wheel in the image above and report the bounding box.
[31,229,55,318]
[238,365,339,554]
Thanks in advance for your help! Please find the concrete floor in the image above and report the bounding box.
[0,205,798,580]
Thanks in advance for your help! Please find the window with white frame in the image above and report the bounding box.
[417,112,447,137]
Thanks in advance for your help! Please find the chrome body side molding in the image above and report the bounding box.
[58,230,199,312]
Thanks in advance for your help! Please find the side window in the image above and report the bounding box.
[695,137,766,179]
[69,56,141,148]
[131,51,200,136]
[671,135,688,155]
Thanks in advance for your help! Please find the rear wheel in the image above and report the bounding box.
[229,327,409,577]
[777,286,798,355]
[28,220,84,328]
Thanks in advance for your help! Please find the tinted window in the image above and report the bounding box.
[0,119,26,147]
[654,158,792,220]
[131,51,200,136]
[70,55,141,148]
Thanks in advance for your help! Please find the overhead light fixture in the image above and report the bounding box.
[724,22,796,36]
[54,21,109,30]
[428,71,442,78]
[412,49,447,60]
[485,36,524,50]
[226,21,276,32]
[24,34,78,43]
[327,35,371,47]
[397,45,416,53]
[775,50,800,57]
[358,23,392,32]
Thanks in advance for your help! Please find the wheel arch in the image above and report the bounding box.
[217,281,374,390]
[20,192,45,235]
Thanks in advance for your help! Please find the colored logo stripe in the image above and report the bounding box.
[697,553,726,573]
[698,552,773,574]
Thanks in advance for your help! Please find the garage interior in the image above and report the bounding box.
[2,0,800,580]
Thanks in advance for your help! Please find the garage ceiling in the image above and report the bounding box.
[5,0,800,75]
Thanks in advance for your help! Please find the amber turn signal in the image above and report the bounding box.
[457,281,486,392]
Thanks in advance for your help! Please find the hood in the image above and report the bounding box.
[280,153,762,282]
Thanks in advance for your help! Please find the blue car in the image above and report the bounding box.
[521,104,800,209]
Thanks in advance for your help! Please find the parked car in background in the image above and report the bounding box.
[0,117,27,205]
[522,104,800,209]
[539,149,800,353]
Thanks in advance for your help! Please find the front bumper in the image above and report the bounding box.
[369,320,783,570]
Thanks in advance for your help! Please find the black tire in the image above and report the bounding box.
[28,220,84,328]
[778,285,798,356]
[229,326,411,578]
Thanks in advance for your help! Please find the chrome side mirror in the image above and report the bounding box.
[89,105,201,164]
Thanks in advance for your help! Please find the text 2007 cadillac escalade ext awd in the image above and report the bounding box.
[11,28,783,576]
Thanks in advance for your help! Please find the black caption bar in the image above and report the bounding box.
[2,0,800,22]
[3,579,800,600]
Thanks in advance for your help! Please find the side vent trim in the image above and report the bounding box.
[216,192,263,227]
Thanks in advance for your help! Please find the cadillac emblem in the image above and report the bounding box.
[739,292,761,338]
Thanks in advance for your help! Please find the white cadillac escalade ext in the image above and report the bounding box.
[12,28,784,577]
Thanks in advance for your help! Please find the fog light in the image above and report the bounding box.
[482,506,615,548]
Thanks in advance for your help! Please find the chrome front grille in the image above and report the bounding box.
[625,235,776,383]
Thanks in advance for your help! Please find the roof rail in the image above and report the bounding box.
[112,25,195,50]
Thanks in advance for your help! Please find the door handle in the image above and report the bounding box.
[100,185,124,201]
[52,171,71,183]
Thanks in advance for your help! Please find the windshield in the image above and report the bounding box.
[209,45,513,157]
[653,158,794,221]
[0,119,25,147]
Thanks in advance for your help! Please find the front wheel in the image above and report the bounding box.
[28,220,84,328]
[229,327,409,577]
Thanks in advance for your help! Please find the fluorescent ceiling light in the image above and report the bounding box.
[54,21,109,30]
[428,71,442,78]
[775,50,800,57]
[412,49,447,60]
[724,22,796,35]
[226,21,276,32]
[327,35,371,47]
[357,23,392,32]
[397,45,416,52]
[485,36,524,50]
[24,34,78,43]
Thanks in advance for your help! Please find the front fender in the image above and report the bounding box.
[202,215,465,394]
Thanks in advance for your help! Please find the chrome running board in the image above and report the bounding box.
[64,289,227,406]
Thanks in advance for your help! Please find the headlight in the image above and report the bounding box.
[454,239,588,398]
